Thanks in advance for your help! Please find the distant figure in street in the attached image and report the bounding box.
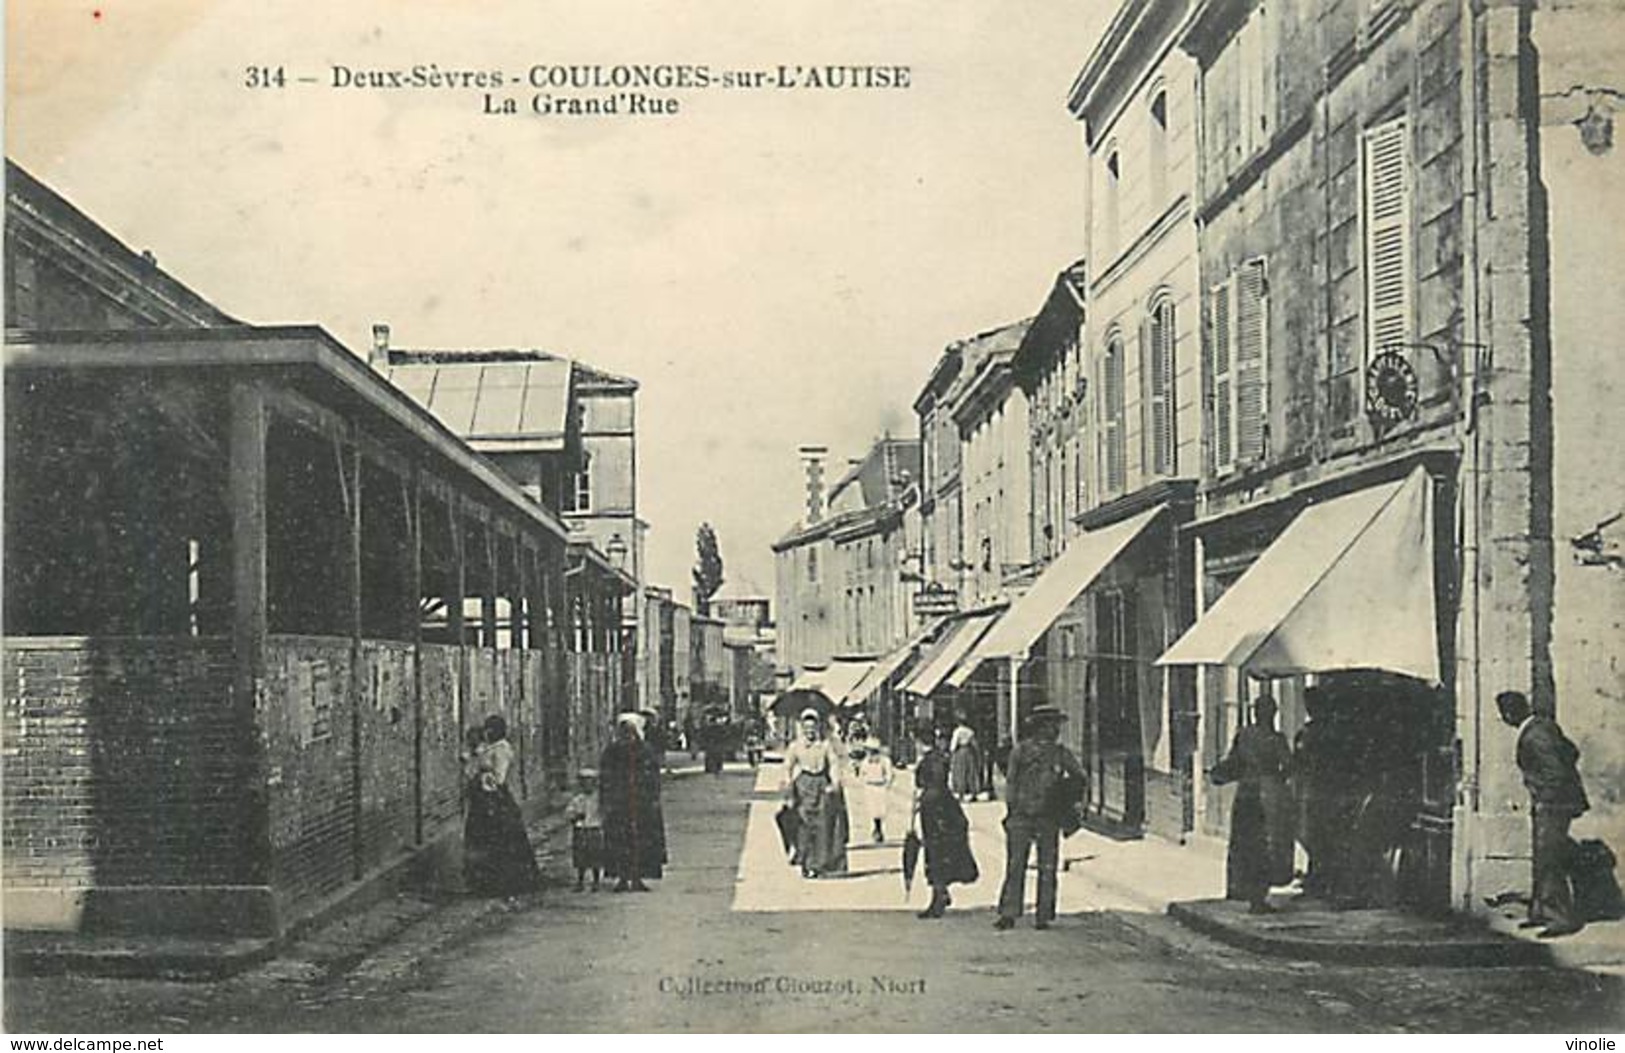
[949,716,983,801]
[599,712,667,892]
[1497,690,1590,937]
[995,706,1085,931]
[783,708,845,879]
[854,735,895,844]
[1210,694,1294,914]
[461,714,541,897]
[565,769,604,892]
[912,721,978,919]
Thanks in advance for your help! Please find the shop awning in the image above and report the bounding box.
[787,659,876,708]
[898,610,1002,697]
[1156,467,1437,682]
[843,620,942,706]
[948,505,1166,688]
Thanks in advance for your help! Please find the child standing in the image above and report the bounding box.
[565,770,604,892]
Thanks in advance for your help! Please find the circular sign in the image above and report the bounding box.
[1366,350,1419,423]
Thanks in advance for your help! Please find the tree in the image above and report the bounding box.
[692,522,725,616]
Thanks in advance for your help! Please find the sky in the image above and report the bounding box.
[6,0,1112,601]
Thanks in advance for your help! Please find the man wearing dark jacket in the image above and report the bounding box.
[1496,690,1590,937]
[994,706,1086,932]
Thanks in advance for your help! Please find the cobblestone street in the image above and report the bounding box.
[6,766,1621,1033]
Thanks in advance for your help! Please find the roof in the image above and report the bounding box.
[1013,261,1088,383]
[386,354,574,451]
[827,437,922,511]
[3,326,573,543]
[6,159,239,328]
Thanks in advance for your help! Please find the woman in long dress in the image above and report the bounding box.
[782,708,846,878]
[1210,695,1294,912]
[599,712,667,892]
[913,721,979,918]
[949,719,983,800]
[462,715,541,896]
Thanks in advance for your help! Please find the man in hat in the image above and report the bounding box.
[1497,690,1590,937]
[995,705,1086,931]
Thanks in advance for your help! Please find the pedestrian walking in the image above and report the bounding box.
[783,708,845,879]
[600,712,667,892]
[949,716,983,801]
[565,769,604,892]
[461,714,541,897]
[1497,690,1590,937]
[1210,694,1294,913]
[854,736,895,843]
[1292,686,1340,898]
[912,721,978,919]
[994,706,1085,931]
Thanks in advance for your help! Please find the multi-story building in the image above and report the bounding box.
[773,437,921,722]
[379,342,648,712]
[1154,0,1625,912]
[952,2,1205,835]
[952,321,1035,608]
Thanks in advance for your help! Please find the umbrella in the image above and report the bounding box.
[775,804,801,857]
[901,829,922,895]
[769,688,833,719]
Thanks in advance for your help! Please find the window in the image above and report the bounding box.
[1363,116,1412,367]
[1101,334,1127,495]
[1205,260,1269,476]
[566,453,592,513]
[1145,296,1178,476]
[1149,88,1169,212]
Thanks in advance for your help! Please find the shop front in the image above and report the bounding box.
[1159,464,1459,911]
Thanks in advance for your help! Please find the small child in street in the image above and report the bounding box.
[565,769,603,892]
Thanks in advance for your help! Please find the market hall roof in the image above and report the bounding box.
[3,325,576,546]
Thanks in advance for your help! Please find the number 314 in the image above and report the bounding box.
[245,66,286,88]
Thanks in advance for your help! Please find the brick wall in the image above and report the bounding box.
[356,641,416,875]
[263,637,356,913]
[419,643,464,835]
[2,637,252,890]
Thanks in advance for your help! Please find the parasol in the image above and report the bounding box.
[901,829,922,895]
[774,803,800,857]
[768,688,834,719]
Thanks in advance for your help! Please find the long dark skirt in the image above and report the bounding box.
[464,783,541,896]
[603,801,667,880]
[822,788,849,875]
[920,792,979,887]
[1225,781,1293,903]
[792,770,832,873]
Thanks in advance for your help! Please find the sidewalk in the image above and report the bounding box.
[7,762,715,981]
[893,767,1624,974]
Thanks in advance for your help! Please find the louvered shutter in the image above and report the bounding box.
[1103,338,1126,494]
[1208,281,1234,473]
[1236,260,1268,463]
[1363,117,1411,365]
[1149,298,1177,475]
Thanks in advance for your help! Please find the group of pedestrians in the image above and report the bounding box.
[462,710,669,897]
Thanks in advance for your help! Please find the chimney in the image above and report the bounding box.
[370,323,391,370]
[797,445,829,524]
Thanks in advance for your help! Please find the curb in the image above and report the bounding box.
[3,937,277,982]
[1165,900,1551,968]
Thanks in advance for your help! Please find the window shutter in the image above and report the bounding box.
[1103,338,1126,494]
[1236,260,1268,464]
[1148,298,1177,476]
[1208,281,1234,473]
[1363,117,1411,365]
